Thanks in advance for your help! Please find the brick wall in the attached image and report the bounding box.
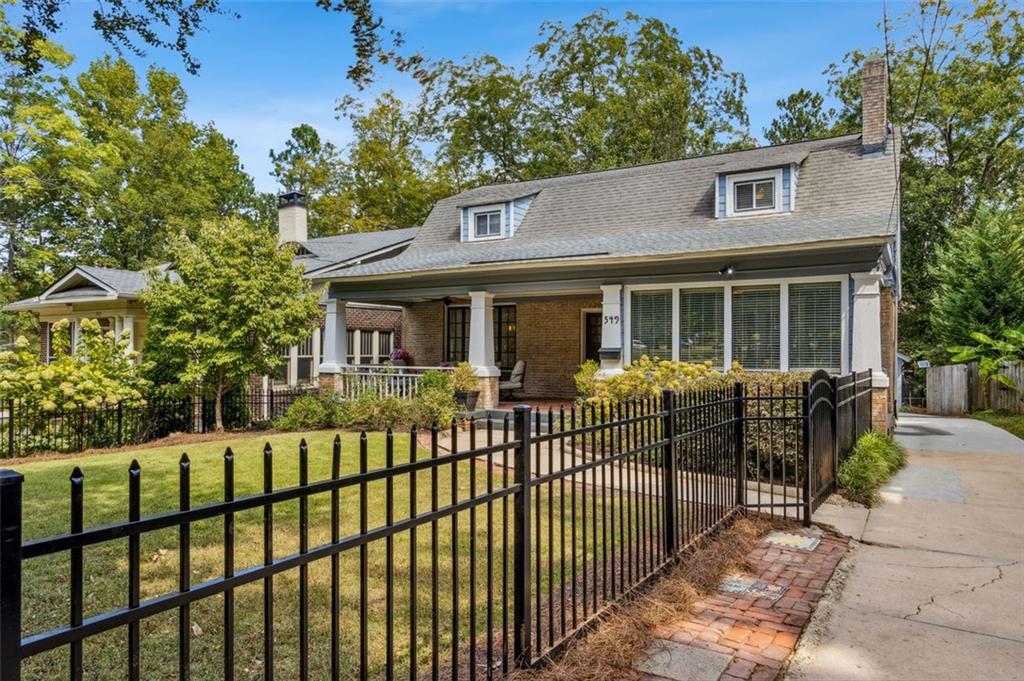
[397,298,598,397]
[347,306,402,347]
[401,302,445,367]
[517,297,601,399]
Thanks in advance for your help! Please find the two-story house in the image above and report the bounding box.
[314,57,900,429]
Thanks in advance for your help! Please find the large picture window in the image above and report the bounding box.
[789,282,842,372]
[732,285,780,370]
[679,288,724,366]
[630,290,672,361]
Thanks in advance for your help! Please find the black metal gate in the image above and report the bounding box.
[806,370,837,518]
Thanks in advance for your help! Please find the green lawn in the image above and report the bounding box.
[972,410,1024,440]
[8,430,631,680]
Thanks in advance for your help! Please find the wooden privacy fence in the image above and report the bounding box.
[0,373,872,680]
[926,362,1024,415]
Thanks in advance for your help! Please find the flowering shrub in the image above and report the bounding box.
[0,318,150,411]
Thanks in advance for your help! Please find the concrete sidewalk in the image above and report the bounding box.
[787,413,1024,681]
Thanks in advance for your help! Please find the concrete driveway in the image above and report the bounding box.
[787,413,1024,681]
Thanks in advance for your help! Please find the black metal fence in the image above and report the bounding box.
[0,374,874,679]
[0,389,313,458]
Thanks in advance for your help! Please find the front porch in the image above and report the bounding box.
[315,267,895,421]
[318,288,620,408]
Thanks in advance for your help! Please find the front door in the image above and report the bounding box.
[584,312,602,363]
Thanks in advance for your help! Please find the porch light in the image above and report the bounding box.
[719,264,736,277]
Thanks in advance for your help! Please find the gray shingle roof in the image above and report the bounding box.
[295,227,418,273]
[77,265,151,295]
[318,133,898,280]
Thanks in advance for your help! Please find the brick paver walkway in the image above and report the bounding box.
[648,529,849,681]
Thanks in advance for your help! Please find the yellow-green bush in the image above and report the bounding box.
[573,355,809,403]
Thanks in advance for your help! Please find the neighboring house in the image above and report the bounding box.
[314,57,901,429]
[3,193,418,388]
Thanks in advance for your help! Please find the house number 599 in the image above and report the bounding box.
[603,315,620,325]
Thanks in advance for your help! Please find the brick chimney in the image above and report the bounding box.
[278,191,308,245]
[861,54,888,152]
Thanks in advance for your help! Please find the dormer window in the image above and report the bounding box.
[466,203,507,241]
[475,210,502,238]
[722,168,786,217]
[734,179,774,211]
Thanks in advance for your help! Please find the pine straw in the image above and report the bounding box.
[514,514,782,681]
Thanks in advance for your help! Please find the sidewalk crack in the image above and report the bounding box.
[902,561,1020,621]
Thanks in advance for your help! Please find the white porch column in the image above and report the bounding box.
[851,272,889,388]
[597,284,624,377]
[468,291,499,377]
[318,299,349,374]
[121,316,135,355]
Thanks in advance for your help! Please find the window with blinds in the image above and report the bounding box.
[377,331,394,363]
[631,290,672,360]
[732,285,780,370]
[359,331,374,365]
[679,288,724,366]
[789,282,842,372]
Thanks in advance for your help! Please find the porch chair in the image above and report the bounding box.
[499,360,526,399]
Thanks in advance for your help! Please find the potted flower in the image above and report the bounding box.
[451,361,480,411]
[388,347,413,366]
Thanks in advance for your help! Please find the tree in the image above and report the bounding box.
[526,11,751,174]
[929,205,1024,350]
[950,322,1024,391]
[829,1,1023,353]
[269,123,354,238]
[0,5,105,341]
[763,89,848,145]
[418,10,752,185]
[341,91,451,230]
[763,1,1023,354]
[66,57,257,269]
[143,218,322,431]
[13,0,421,88]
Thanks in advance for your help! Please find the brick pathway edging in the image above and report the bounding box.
[648,529,849,681]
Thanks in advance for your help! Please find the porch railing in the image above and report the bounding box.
[335,365,454,400]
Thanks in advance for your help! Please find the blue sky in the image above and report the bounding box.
[50,1,901,192]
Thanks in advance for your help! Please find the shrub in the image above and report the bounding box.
[345,392,414,431]
[838,432,907,506]
[573,355,809,403]
[574,360,600,397]
[274,394,340,431]
[451,362,478,393]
